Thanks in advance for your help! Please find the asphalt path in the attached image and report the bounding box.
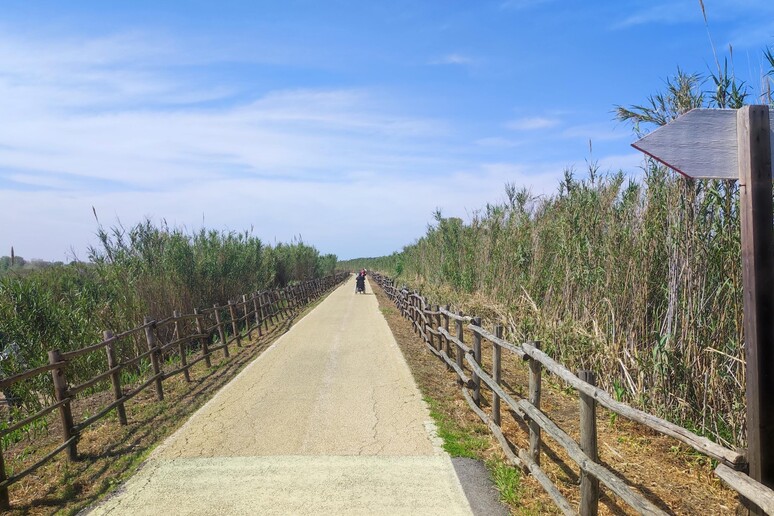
[87,276,475,515]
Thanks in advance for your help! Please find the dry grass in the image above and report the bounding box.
[373,282,740,515]
[1,297,323,515]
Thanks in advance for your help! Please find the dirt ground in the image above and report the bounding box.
[1,278,742,515]
[87,276,472,515]
[1,299,317,515]
[371,281,741,515]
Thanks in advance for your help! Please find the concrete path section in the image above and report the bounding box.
[87,276,473,515]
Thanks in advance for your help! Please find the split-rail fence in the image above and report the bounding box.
[0,272,348,509]
[371,272,774,515]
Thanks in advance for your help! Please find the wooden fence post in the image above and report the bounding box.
[194,304,212,367]
[456,312,465,386]
[252,293,263,337]
[48,349,77,460]
[411,295,417,334]
[261,292,270,331]
[579,370,600,516]
[493,325,503,426]
[434,305,441,350]
[436,308,443,351]
[228,300,242,347]
[472,317,482,406]
[143,317,164,401]
[242,295,253,340]
[173,311,191,382]
[529,340,542,465]
[416,296,421,336]
[418,295,424,338]
[266,293,274,325]
[0,445,8,510]
[104,331,128,425]
[210,305,227,360]
[428,304,435,347]
[443,305,452,371]
[278,289,287,319]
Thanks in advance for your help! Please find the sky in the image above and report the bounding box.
[1,1,773,262]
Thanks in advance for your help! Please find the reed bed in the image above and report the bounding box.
[0,219,336,412]
[343,64,771,448]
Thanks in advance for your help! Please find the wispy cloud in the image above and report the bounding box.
[499,0,555,11]
[613,3,696,29]
[505,116,560,131]
[0,27,452,194]
[0,28,568,260]
[612,1,774,30]
[596,152,646,174]
[474,137,525,148]
[429,53,476,66]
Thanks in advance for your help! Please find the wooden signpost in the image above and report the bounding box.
[632,106,774,508]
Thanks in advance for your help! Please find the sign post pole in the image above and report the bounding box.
[737,105,774,493]
[633,106,774,510]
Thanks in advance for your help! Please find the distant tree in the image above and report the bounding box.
[0,255,26,272]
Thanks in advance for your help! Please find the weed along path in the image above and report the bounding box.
[87,276,474,515]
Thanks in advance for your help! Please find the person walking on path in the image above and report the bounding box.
[87,275,474,515]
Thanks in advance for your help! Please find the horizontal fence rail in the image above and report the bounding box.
[370,272,768,515]
[0,272,348,509]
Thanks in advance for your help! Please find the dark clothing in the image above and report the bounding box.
[355,274,365,293]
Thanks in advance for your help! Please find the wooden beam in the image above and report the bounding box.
[738,105,774,490]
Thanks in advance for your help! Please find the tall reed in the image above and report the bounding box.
[0,219,336,410]
[346,63,764,446]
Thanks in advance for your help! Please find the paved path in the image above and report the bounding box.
[88,276,473,515]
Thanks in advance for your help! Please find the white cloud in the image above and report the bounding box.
[0,29,569,260]
[613,3,696,28]
[430,53,476,66]
[612,1,774,30]
[1,159,567,261]
[0,28,582,261]
[474,137,525,148]
[0,29,451,191]
[499,0,555,11]
[595,152,646,174]
[505,116,560,131]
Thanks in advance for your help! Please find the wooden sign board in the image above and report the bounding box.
[632,108,774,180]
[632,106,774,512]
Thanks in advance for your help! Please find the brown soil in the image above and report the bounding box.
[371,282,740,515]
[1,303,318,515]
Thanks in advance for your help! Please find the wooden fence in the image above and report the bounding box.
[0,272,348,509]
[370,272,774,515]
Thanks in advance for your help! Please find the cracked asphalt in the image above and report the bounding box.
[86,276,473,515]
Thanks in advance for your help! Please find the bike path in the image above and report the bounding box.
[87,276,473,515]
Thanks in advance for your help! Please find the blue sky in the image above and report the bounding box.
[1,1,773,261]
